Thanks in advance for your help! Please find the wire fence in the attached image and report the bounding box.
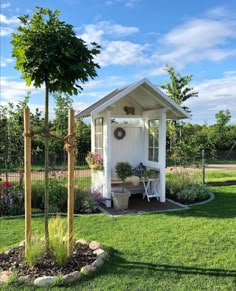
[0,153,91,192]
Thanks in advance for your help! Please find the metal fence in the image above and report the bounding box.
[0,153,91,192]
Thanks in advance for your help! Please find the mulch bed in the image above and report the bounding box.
[100,194,184,215]
[0,243,96,279]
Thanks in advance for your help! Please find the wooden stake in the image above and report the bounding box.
[24,107,31,255]
[67,109,75,256]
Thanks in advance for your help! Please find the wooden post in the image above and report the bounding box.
[202,149,205,185]
[67,109,75,256]
[24,107,31,255]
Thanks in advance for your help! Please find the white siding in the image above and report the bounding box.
[111,126,143,176]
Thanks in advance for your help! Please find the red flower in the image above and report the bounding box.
[2,181,12,188]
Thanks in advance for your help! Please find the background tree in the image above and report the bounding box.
[11,6,100,247]
[160,65,198,164]
[75,120,91,154]
[49,94,73,166]
[160,65,198,113]
[0,96,29,176]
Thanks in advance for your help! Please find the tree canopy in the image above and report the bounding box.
[160,65,198,113]
[11,6,101,95]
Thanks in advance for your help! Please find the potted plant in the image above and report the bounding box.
[112,162,133,210]
[143,169,159,179]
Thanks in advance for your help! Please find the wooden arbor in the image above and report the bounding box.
[23,107,75,256]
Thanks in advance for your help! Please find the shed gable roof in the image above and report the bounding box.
[75,78,190,119]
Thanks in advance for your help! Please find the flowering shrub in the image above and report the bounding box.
[74,186,104,213]
[85,152,103,170]
[176,184,210,204]
[0,183,24,216]
[2,181,12,188]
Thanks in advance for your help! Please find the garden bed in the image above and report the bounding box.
[0,243,96,279]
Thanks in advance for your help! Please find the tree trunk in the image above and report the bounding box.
[44,85,49,249]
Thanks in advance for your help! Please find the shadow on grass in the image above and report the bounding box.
[164,187,236,219]
[108,249,236,279]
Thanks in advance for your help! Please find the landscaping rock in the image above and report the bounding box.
[18,275,33,283]
[89,241,101,250]
[63,271,81,283]
[93,248,108,260]
[75,239,90,246]
[0,270,12,284]
[92,257,104,268]
[34,276,54,287]
[80,265,96,275]
[93,248,105,255]
[19,240,25,247]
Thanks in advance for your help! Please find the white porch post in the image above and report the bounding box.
[158,112,167,202]
[104,110,112,207]
[91,116,95,194]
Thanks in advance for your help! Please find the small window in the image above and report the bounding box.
[94,117,103,155]
[148,120,159,162]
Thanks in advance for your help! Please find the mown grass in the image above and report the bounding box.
[0,184,236,290]
[206,171,236,183]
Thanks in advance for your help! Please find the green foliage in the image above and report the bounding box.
[160,65,198,113]
[76,120,91,153]
[48,216,68,265]
[176,184,210,204]
[31,180,67,212]
[11,6,100,95]
[74,188,98,213]
[115,162,133,192]
[0,96,29,170]
[25,235,45,266]
[143,169,158,179]
[11,6,101,243]
[0,185,24,216]
[166,168,199,198]
[1,183,236,290]
[215,109,231,127]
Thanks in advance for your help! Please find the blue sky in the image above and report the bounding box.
[1,0,236,124]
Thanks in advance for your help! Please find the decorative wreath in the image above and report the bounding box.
[114,127,126,140]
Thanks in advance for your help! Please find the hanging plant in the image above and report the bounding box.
[85,152,103,170]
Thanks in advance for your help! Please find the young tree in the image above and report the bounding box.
[161,65,198,164]
[11,6,100,247]
[160,65,198,113]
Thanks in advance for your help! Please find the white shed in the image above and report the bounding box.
[76,78,190,207]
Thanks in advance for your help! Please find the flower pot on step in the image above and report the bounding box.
[112,190,131,210]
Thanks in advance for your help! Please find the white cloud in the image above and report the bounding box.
[79,22,148,67]
[0,26,14,36]
[0,2,10,9]
[97,40,149,66]
[156,18,236,68]
[105,0,140,8]
[0,56,13,67]
[79,21,139,44]
[0,13,20,37]
[185,72,236,124]
[144,8,236,77]
[0,77,44,103]
[0,14,19,25]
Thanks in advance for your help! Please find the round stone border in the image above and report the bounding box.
[0,239,109,288]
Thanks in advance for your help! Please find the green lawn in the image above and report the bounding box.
[0,186,236,290]
[206,171,236,183]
